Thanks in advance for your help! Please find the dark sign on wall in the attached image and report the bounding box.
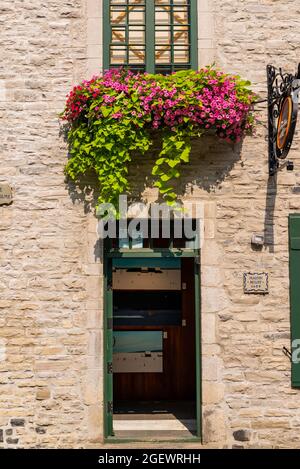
[0,184,13,205]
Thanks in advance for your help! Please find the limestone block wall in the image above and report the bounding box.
[0,0,300,448]
[0,0,102,448]
[206,0,300,449]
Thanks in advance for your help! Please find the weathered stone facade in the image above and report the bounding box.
[1,0,300,448]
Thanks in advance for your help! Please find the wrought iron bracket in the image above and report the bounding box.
[283,346,292,362]
[267,63,300,176]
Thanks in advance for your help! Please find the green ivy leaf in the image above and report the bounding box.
[152,165,162,176]
[101,106,111,118]
[161,173,172,182]
[167,159,180,168]
[180,146,191,163]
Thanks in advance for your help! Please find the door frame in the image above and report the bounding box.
[103,248,201,441]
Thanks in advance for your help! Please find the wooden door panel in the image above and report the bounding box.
[113,258,196,401]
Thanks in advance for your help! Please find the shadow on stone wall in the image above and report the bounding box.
[60,124,100,215]
[126,134,243,202]
[66,174,100,215]
[65,133,243,211]
[178,136,242,194]
[264,174,277,253]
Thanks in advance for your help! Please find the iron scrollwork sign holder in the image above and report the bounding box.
[267,63,300,176]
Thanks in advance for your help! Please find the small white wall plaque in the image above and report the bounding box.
[0,184,13,205]
[244,272,269,294]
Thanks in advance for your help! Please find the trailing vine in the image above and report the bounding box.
[61,67,256,208]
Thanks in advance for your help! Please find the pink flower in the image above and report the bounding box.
[61,67,256,145]
[112,112,123,119]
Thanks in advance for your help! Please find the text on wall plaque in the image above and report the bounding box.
[244,272,269,294]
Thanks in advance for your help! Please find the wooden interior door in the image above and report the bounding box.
[113,258,196,402]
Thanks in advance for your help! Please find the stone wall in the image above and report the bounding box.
[200,0,300,449]
[0,0,300,448]
[0,0,101,448]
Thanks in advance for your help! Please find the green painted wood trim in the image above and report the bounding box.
[190,0,198,70]
[106,249,198,258]
[291,237,300,250]
[103,256,114,437]
[105,436,202,444]
[289,214,300,388]
[194,257,202,438]
[103,0,111,71]
[112,258,181,269]
[145,0,155,73]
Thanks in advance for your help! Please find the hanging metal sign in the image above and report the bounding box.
[267,64,300,175]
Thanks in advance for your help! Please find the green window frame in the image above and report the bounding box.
[103,0,198,74]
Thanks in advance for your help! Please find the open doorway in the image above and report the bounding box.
[103,218,201,440]
[111,257,197,439]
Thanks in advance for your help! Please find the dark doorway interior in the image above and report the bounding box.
[112,258,196,437]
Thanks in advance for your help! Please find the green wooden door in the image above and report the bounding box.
[289,214,300,388]
[104,250,202,440]
[104,257,114,436]
[194,257,201,437]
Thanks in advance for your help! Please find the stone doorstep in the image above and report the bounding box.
[113,419,196,432]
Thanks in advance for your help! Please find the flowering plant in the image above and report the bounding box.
[61,67,256,206]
